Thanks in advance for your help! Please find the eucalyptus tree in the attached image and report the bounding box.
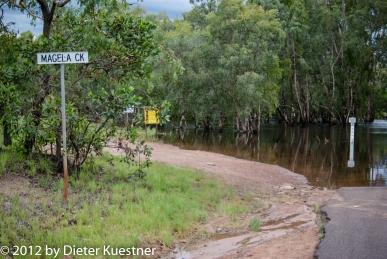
[2,0,74,153]
[214,0,284,130]
[258,0,387,124]
[38,4,157,170]
[128,14,183,126]
[152,0,284,130]
[153,18,210,127]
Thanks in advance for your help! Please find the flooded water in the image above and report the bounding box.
[157,120,387,188]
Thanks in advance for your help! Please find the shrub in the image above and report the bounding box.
[0,151,54,178]
[0,151,25,175]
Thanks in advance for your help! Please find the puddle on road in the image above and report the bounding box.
[166,203,316,259]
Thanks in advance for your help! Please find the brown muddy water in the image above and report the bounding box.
[157,120,387,188]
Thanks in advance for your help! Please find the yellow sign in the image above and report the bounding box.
[144,108,160,125]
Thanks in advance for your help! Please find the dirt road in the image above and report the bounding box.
[150,143,306,192]
[108,142,334,259]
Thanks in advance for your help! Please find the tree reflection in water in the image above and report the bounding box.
[161,122,387,188]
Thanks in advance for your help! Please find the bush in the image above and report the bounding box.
[0,151,54,178]
[0,151,25,175]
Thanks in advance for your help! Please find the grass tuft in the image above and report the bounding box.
[249,217,261,232]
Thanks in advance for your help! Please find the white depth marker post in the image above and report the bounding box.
[347,117,356,168]
[37,51,89,202]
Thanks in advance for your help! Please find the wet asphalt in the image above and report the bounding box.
[315,187,387,259]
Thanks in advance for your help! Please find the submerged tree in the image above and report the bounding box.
[152,0,387,127]
[154,0,284,131]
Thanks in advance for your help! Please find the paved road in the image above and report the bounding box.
[316,187,387,259]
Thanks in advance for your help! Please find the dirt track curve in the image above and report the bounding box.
[107,141,334,259]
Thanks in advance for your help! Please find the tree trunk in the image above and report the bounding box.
[365,95,374,123]
[23,0,60,153]
[179,114,187,129]
[218,113,225,132]
[24,38,50,151]
[39,0,56,38]
[292,39,305,123]
[23,75,52,153]
[2,121,12,146]
[203,116,211,131]
[258,105,261,132]
[277,107,289,124]
[243,117,249,132]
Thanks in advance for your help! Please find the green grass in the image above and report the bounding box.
[115,126,158,142]
[249,217,261,232]
[0,154,248,258]
[0,151,9,176]
[134,127,157,141]
[0,125,3,147]
[219,199,249,221]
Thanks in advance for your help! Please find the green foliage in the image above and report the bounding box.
[147,0,387,126]
[0,150,25,175]
[220,198,249,221]
[0,3,160,168]
[147,0,284,128]
[0,150,55,178]
[274,0,387,123]
[120,139,153,181]
[1,0,386,175]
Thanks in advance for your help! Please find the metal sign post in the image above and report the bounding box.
[37,51,89,203]
[60,64,68,201]
[123,106,135,127]
[347,117,356,168]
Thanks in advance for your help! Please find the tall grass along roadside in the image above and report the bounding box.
[0,154,247,258]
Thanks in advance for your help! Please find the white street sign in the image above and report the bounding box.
[36,50,89,202]
[124,106,135,114]
[37,51,88,64]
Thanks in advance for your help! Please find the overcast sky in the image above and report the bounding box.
[3,0,193,35]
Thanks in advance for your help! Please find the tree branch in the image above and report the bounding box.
[36,0,50,17]
[20,5,43,20]
[55,0,71,8]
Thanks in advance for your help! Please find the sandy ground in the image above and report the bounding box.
[151,143,306,193]
[106,141,335,259]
